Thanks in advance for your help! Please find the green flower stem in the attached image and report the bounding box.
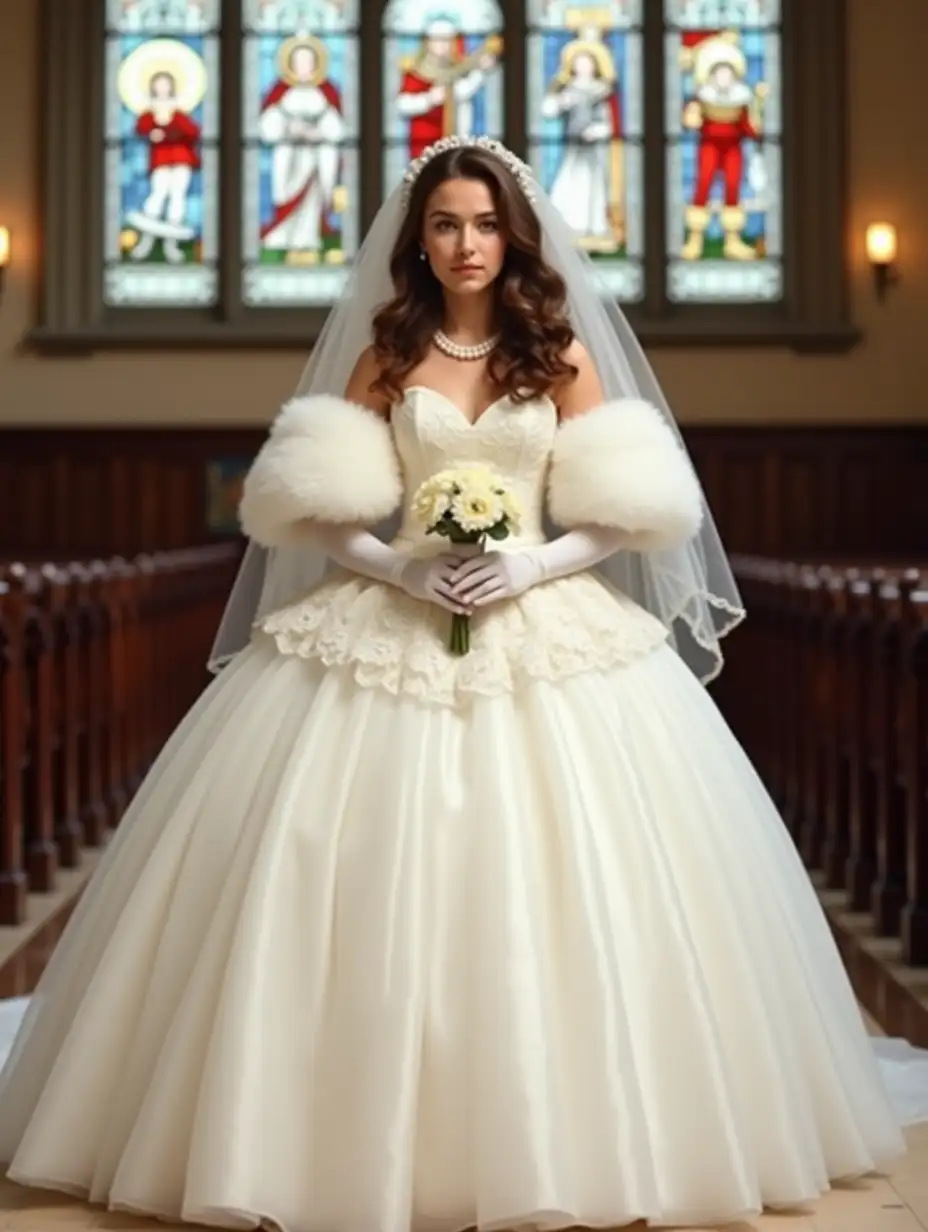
[450,612,470,656]
[444,530,485,656]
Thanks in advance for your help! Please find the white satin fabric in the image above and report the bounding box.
[0,639,923,1230]
[0,389,926,1232]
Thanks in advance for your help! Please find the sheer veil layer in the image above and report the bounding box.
[210,138,745,683]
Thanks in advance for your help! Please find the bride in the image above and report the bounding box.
[0,135,926,1232]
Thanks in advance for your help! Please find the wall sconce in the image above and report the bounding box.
[865,222,899,300]
[0,227,9,291]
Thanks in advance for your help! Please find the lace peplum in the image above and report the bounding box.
[256,387,669,706]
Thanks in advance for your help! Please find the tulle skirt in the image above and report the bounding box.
[0,635,916,1231]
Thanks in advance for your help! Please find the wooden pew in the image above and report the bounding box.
[719,557,928,967]
[0,544,241,926]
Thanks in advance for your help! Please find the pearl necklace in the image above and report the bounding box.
[434,329,500,362]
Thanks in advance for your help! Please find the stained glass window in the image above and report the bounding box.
[664,0,783,302]
[104,0,220,308]
[526,1,644,303]
[43,3,852,347]
[382,1,505,197]
[241,0,360,307]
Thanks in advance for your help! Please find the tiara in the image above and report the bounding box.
[400,135,538,208]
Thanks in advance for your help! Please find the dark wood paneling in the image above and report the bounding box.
[0,424,926,558]
[687,425,928,558]
[0,429,262,557]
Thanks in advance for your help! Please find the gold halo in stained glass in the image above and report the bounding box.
[117,37,209,115]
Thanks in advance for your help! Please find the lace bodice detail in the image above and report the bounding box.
[257,388,669,707]
[391,387,557,552]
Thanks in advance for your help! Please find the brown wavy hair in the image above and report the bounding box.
[371,147,577,406]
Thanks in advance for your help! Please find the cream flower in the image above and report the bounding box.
[451,488,503,533]
[412,485,451,528]
[412,464,518,535]
[411,473,457,526]
[422,470,458,493]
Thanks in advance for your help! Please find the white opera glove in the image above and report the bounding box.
[313,522,472,615]
[451,527,627,609]
[394,554,476,614]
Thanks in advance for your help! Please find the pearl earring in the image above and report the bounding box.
[420,249,427,262]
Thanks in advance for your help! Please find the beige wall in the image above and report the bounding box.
[0,0,926,428]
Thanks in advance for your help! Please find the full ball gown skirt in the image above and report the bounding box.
[0,388,913,1231]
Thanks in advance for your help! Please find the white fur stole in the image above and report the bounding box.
[547,399,704,552]
[238,395,402,549]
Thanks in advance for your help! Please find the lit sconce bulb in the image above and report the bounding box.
[866,222,897,266]
[865,222,899,300]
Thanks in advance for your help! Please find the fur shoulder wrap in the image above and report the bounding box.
[238,394,403,548]
[547,398,704,552]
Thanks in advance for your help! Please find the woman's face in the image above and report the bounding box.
[290,45,317,83]
[151,72,176,100]
[420,177,507,298]
[572,52,597,81]
[426,33,453,60]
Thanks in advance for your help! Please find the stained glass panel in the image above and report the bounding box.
[241,0,360,307]
[382,1,505,197]
[664,0,783,302]
[526,1,644,303]
[104,0,220,307]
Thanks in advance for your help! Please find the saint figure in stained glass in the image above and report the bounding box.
[664,0,782,301]
[527,1,644,301]
[382,2,503,192]
[257,36,347,266]
[678,31,768,262]
[396,17,503,159]
[242,0,358,305]
[105,0,218,306]
[540,29,625,253]
[118,38,207,265]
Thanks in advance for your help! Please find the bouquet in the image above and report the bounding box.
[411,465,523,655]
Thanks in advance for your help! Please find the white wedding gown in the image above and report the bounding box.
[0,387,926,1232]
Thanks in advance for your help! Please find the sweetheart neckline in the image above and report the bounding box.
[400,385,556,430]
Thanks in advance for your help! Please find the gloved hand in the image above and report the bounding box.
[313,523,473,615]
[451,527,627,609]
[448,550,545,608]
[392,554,475,615]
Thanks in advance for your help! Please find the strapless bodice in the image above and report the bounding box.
[391,387,558,551]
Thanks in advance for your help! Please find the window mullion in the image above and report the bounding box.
[219,0,245,321]
[360,4,386,232]
[41,1,104,335]
[505,0,528,157]
[641,4,668,319]
[85,1,109,328]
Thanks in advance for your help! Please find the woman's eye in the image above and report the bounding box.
[480,220,499,232]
